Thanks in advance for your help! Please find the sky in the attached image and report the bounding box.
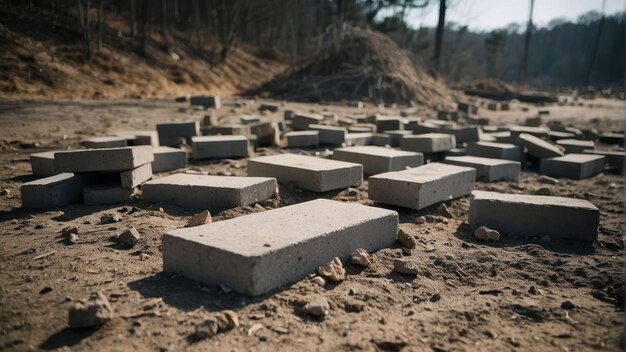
[403,0,625,31]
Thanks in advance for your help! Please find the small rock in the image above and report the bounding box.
[194,310,239,340]
[194,319,219,339]
[401,247,412,255]
[62,226,79,237]
[344,299,365,313]
[311,276,326,287]
[474,226,500,241]
[116,227,141,248]
[397,229,417,249]
[34,222,50,229]
[68,292,113,329]
[437,203,453,218]
[186,210,212,227]
[68,233,79,244]
[247,323,264,336]
[350,248,373,267]
[302,298,330,317]
[430,292,441,302]
[100,213,121,224]
[539,175,559,184]
[393,259,420,275]
[415,216,426,224]
[560,300,575,310]
[317,257,345,282]
[536,187,551,195]
[0,188,10,196]
[528,286,538,295]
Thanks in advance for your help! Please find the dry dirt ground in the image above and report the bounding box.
[0,97,624,352]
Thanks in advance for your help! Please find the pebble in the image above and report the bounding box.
[317,257,346,282]
[397,229,417,249]
[311,276,326,287]
[68,292,113,329]
[0,188,10,196]
[186,210,212,227]
[62,226,79,237]
[437,203,453,218]
[100,213,121,224]
[116,227,141,248]
[536,187,551,195]
[302,298,330,317]
[560,300,575,310]
[350,248,373,267]
[34,222,50,229]
[393,259,420,275]
[474,226,500,241]
[415,216,426,224]
[538,175,559,184]
[68,233,79,244]
[194,310,239,339]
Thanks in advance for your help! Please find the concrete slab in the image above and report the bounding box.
[115,130,159,147]
[30,151,58,177]
[442,126,480,144]
[582,149,625,173]
[489,131,514,144]
[467,141,524,161]
[385,130,413,147]
[202,124,251,136]
[376,116,403,132]
[120,163,152,188]
[259,102,279,112]
[292,113,324,130]
[372,133,392,146]
[309,124,346,145]
[162,199,398,296]
[250,122,277,147]
[368,163,475,210]
[516,133,564,158]
[191,136,249,160]
[142,173,277,210]
[83,185,135,206]
[240,115,261,125]
[190,95,221,108]
[21,173,89,209]
[345,133,373,146]
[540,154,605,180]
[510,126,550,139]
[348,124,376,133]
[333,146,423,176]
[401,133,456,153]
[247,154,362,192]
[548,131,576,141]
[469,190,599,242]
[54,146,154,173]
[599,133,624,146]
[83,136,128,149]
[157,121,200,146]
[285,131,319,148]
[443,148,467,157]
[152,146,187,172]
[556,139,594,154]
[442,156,520,182]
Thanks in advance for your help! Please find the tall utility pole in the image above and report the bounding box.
[584,0,607,86]
[519,0,534,84]
[433,0,447,71]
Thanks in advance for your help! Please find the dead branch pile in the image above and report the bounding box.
[256,27,453,109]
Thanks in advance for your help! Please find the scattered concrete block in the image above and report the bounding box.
[376,116,403,132]
[548,131,576,141]
[55,146,154,173]
[556,139,594,154]
[442,156,520,182]
[259,102,279,112]
[292,113,324,130]
[487,102,498,111]
[157,121,200,146]
[426,119,454,129]
[284,110,295,120]
[599,133,624,146]
[21,173,89,209]
[83,185,135,205]
[308,124,346,145]
[457,102,478,114]
[247,154,362,192]
[162,199,398,296]
[152,146,187,172]
[240,115,261,125]
[401,133,456,153]
[83,136,129,149]
[372,133,392,146]
[443,148,467,157]
[404,121,438,134]
[202,124,251,136]
[525,116,542,127]
[467,141,524,161]
[285,131,319,148]
[30,151,58,177]
[120,163,152,188]
[488,131,514,144]
[333,146,423,176]
[540,154,605,180]
[516,133,564,158]
[115,130,159,147]
[191,136,249,160]
[467,116,490,125]
[190,96,221,108]
[368,163,475,210]
[385,130,412,147]
[501,102,510,110]
[348,123,377,133]
[582,149,624,173]
[345,133,373,146]
[443,126,480,144]
[250,122,277,147]
[510,126,550,139]
[469,190,599,242]
[143,173,276,210]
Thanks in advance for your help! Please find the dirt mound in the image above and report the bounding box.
[467,79,516,94]
[255,27,453,109]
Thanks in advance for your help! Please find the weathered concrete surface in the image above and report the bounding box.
[309,124,346,145]
[115,130,160,147]
[469,190,599,242]
[292,113,324,130]
[247,154,362,192]
[375,116,403,132]
[401,133,456,153]
[240,115,261,125]
[372,133,392,146]
[152,146,187,173]
[333,146,423,176]
[510,126,550,139]
[54,146,154,173]
[142,173,277,210]
[83,136,128,149]
[191,136,249,160]
[583,149,625,173]
[30,151,57,177]
[202,124,251,136]
[368,163,475,210]
[157,121,200,146]
[556,139,594,154]
[516,133,564,158]
[540,154,605,180]
[345,133,374,146]
[120,163,152,188]
[21,173,89,209]
[162,199,398,296]
[190,95,221,108]
[442,156,520,182]
[83,185,135,206]
[285,131,319,148]
[385,130,413,147]
[466,142,524,161]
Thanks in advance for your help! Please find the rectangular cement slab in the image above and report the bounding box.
[583,149,624,173]
[442,156,520,182]
[202,124,251,136]
[54,146,154,173]
[345,133,373,146]
[120,163,152,188]
[191,136,249,160]
[540,154,605,180]
[21,173,90,209]
[333,146,423,176]
[309,124,346,145]
[401,133,456,153]
[247,153,362,192]
[157,121,200,146]
[162,199,399,296]
[469,190,599,242]
[516,133,564,158]
[376,116,403,132]
[83,136,128,149]
[556,139,595,154]
[142,173,277,210]
[385,130,413,147]
[292,113,324,130]
[240,115,261,125]
[190,95,220,108]
[152,146,187,172]
[368,163,475,210]
[510,126,550,139]
[467,141,524,161]
[83,185,135,205]
[372,133,392,146]
[30,151,58,177]
[115,130,159,147]
[285,131,319,148]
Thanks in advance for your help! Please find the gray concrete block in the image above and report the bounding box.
[345,133,373,146]
[348,124,377,133]
[401,133,456,153]
[259,102,279,112]
[190,95,220,108]
[250,122,276,147]
[598,133,624,146]
[191,136,249,160]
[83,136,128,149]
[385,130,413,147]
[540,154,605,180]
[548,131,576,142]
[285,131,319,148]
[467,141,524,161]
[443,148,467,157]
[556,139,594,154]
[120,163,152,188]
[152,146,187,173]
[404,121,438,134]
[372,133,392,146]
[309,124,346,145]
[469,190,599,242]
[115,130,159,147]
[442,156,520,182]
[582,149,624,173]
[376,116,403,132]
[21,173,89,209]
[54,146,154,173]
[157,121,200,146]
[30,151,58,177]
[142,173,276,210]
[247,154,362,192]
[240,115,261,125]
[162,199,398,296]
[292,113,323,130]
[83,185,135,206]
[368,163,475,210]
[510,126,550,139]
[442,126,480,144]
[516,133,564,158]
[202,124,251,136]
[488,131,514,144]
[333,146,423,176]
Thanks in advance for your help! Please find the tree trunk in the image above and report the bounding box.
[140,0,150,52]
[519,0,534,84]
[129,0,137,38]
[433,0,446,71]
[160,0,168,45]
[584,0,607,86]
[97,0,103,51]
[77,0,92,60]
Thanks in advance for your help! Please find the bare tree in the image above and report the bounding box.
[76,0,92,60]
[584,0,607,86]
[433,0,446,71]
[519,0,534,84]
[97,0,103,51]
[129,0,137,38]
